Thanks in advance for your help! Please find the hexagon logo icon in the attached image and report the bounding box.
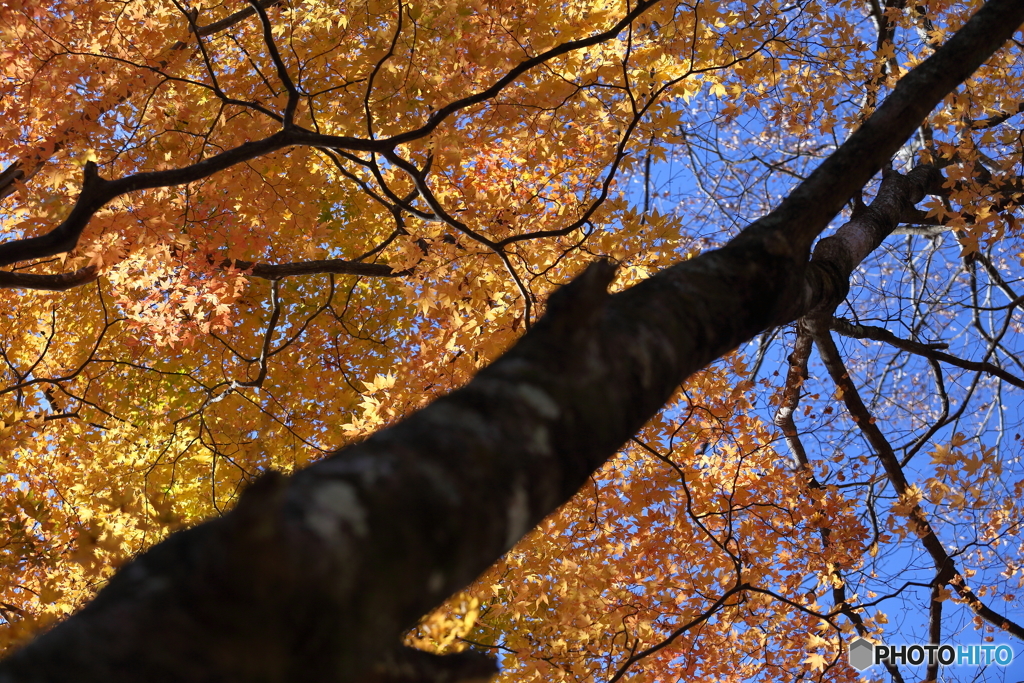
[848,638,875,671]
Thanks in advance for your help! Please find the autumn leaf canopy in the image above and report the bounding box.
[1,0,1024,681]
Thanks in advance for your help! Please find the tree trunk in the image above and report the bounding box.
[2,1,1022,681]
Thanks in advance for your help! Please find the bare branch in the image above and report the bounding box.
[811,327,1024,640]
[773,326,813,471]
[830,316,1024,389]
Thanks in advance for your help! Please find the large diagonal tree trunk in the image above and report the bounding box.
[2,1,1023,681]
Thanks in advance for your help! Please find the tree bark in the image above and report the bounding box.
[1,1,1022,681]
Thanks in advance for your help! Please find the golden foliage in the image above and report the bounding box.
[1,0,1023,680]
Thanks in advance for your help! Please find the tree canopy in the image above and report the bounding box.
[1,0,1023,681]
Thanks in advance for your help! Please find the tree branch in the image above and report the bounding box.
[196,0,283,38]
[830,316,1024,389]
[228,258,408,279]
[773,326,813,471]
[811,328,1024,640]
[0,266,99,291]
[0,0,666,271]
[0,1,285,203]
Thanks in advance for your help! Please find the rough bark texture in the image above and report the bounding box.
[801,164,944,315]
[1,1,1023,681]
